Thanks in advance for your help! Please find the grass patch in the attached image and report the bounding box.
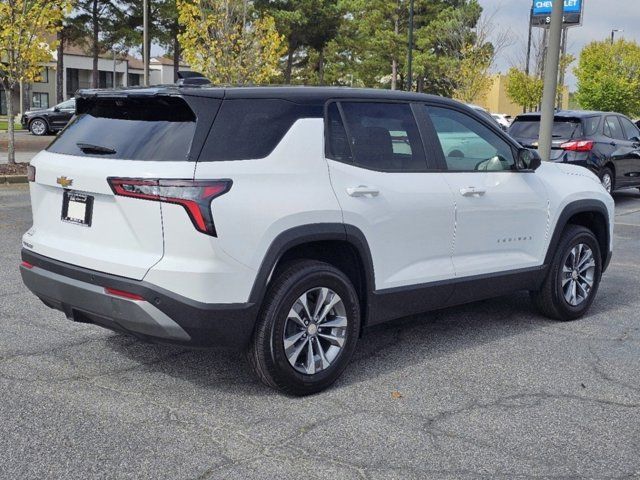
[0,121,23,131]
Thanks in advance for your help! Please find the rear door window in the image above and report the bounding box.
[47,96,196,161]
[337,102,427,171]
[198,99,322,161]
[619,116,640,140]
[582,116,601,136]
[604,116,625,140]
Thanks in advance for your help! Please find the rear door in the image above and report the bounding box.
[49,99,75,129]
[26,94,210,280]
[617,115,640,185]
[325,101,456,294]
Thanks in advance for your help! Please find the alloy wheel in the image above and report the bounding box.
[283,287,348,375]
[30,120,46,135]
[601,173,612,193]
[561,243,596,307]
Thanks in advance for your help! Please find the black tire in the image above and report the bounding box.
[248,260,361,396]
[599,167,614,194]
[531,225,602,321]
[29,118,49,136]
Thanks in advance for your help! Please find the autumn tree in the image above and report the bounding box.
[0,0,70,164]
[575,39,640,117]
[505,67,543,113]
[177,0,284,85]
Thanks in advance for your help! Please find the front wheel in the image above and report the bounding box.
[531,225,602,321]
[29,118,48,136]
[248,260,361,396]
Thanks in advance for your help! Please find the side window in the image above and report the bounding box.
[199,99,322,161]
[326,103,352,162]
[604,116,625,140]
[583,116,601,136]
[427,106,516,172]
[339,102,427,171]
[619,116,640,140]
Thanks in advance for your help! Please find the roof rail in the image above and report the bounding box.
[176,71,211,86]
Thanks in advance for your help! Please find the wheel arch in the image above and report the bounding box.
[544,200,611,272]
[248,223,375,332]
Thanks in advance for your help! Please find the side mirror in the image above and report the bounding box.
[517,148,542,171]
[53,107,60,112]
[630,135,640,143]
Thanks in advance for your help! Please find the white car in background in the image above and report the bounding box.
[492,113,512,130]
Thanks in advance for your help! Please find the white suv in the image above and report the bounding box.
[21,87,614,395]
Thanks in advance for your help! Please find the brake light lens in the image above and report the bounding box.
[27,165,36,182]
[20,261,34,269]
[560,140,594,152]
[105,287,145,301]
[107,178,232,237]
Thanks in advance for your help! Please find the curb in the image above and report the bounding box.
[0,175,28,184]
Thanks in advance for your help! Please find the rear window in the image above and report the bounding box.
[47,96,196,161]
[509,116,583,139]
[198,99,323,161]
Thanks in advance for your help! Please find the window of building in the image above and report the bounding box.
[32,92,49,109]
[36,68,49,83]
[66,68,80,98]
[98,71,114,88]
[128,73,141,86]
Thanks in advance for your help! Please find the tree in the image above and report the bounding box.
[177,0,284,85]
[0,0,70,164]
[505,67,543,113]
[255,0,341,85]
[575,39,640,117]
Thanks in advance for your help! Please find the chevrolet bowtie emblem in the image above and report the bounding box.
[56,176,73,188]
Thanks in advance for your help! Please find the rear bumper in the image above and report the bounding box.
[20,249,257,349]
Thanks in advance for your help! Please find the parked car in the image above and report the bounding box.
[21,87,613,395]
[492,113,512,130]
[509,110,640,193]
[467,104,508,131]
[21,98,76,136]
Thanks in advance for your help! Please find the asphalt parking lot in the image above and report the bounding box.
[1,184,639,480]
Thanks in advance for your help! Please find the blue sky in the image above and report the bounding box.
[479,0,639,90]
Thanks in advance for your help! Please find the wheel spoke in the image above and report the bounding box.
[317,293,342,324]
[579,275,593,287]
[288,309,306,329]
[297,293,313,322]
[316,341,331,370]
[284,330,306,350]
[312,287,329,319]
[571,280,577,305]
[577,250,593,270]
[304,338,316,375]
[286,335,308,365]
[318,332,345,347]
[318,316,348,329]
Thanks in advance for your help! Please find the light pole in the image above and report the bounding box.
[611,29,623,44]
[143,0,149,86]
[406,0,414,92]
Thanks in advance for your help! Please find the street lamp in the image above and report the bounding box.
[611,29,623,44]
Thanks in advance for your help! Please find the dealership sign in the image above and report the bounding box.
[531,0,583,26]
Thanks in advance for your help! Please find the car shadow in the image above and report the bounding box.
[102,289,618,396]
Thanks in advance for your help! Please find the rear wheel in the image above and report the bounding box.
[248,260,360,396]
[531,225,602,321]
[599,167,614,194]
[29,118,48,136]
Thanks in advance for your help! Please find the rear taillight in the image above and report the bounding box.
[107,178,232,237]
[27,165,36,182]
[560,140,594,152]
[105,287,145,301]
[20,261,34,269]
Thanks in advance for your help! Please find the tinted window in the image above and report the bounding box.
[508,117,583,139]
[619,116,640,140]
[428,106,515,172]
[604,116,625,140]
[57,99,75,110]
[583,116,601,136]
[326,102,352,162]
[339,102,426,171]
[47,96,196,161]
[199,99,322,161]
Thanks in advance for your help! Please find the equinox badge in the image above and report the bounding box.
[56,176,73,188]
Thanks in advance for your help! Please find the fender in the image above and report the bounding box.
[544,199,611,271]
[247,223,376,324]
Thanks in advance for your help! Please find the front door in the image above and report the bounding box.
[424,104,549,278]
[325,101,456,295]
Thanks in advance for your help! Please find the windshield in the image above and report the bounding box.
[509,117,583,139]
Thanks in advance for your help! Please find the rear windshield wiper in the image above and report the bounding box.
[76,142,116,155]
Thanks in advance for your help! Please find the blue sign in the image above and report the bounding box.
[533,0,582,16]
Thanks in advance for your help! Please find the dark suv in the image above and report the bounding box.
[21,98,76,136]
[509,110,640,193]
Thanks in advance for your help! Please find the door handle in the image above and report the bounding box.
[460,186,486,197]
[346,185,380,197]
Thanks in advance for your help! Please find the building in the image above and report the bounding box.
[1,44,189,116]
[471,74,570,117]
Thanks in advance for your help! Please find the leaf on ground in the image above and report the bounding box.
[391,390,403,399]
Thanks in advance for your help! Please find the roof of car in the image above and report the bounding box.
[76,85,461,106]
[515,109,619,119]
